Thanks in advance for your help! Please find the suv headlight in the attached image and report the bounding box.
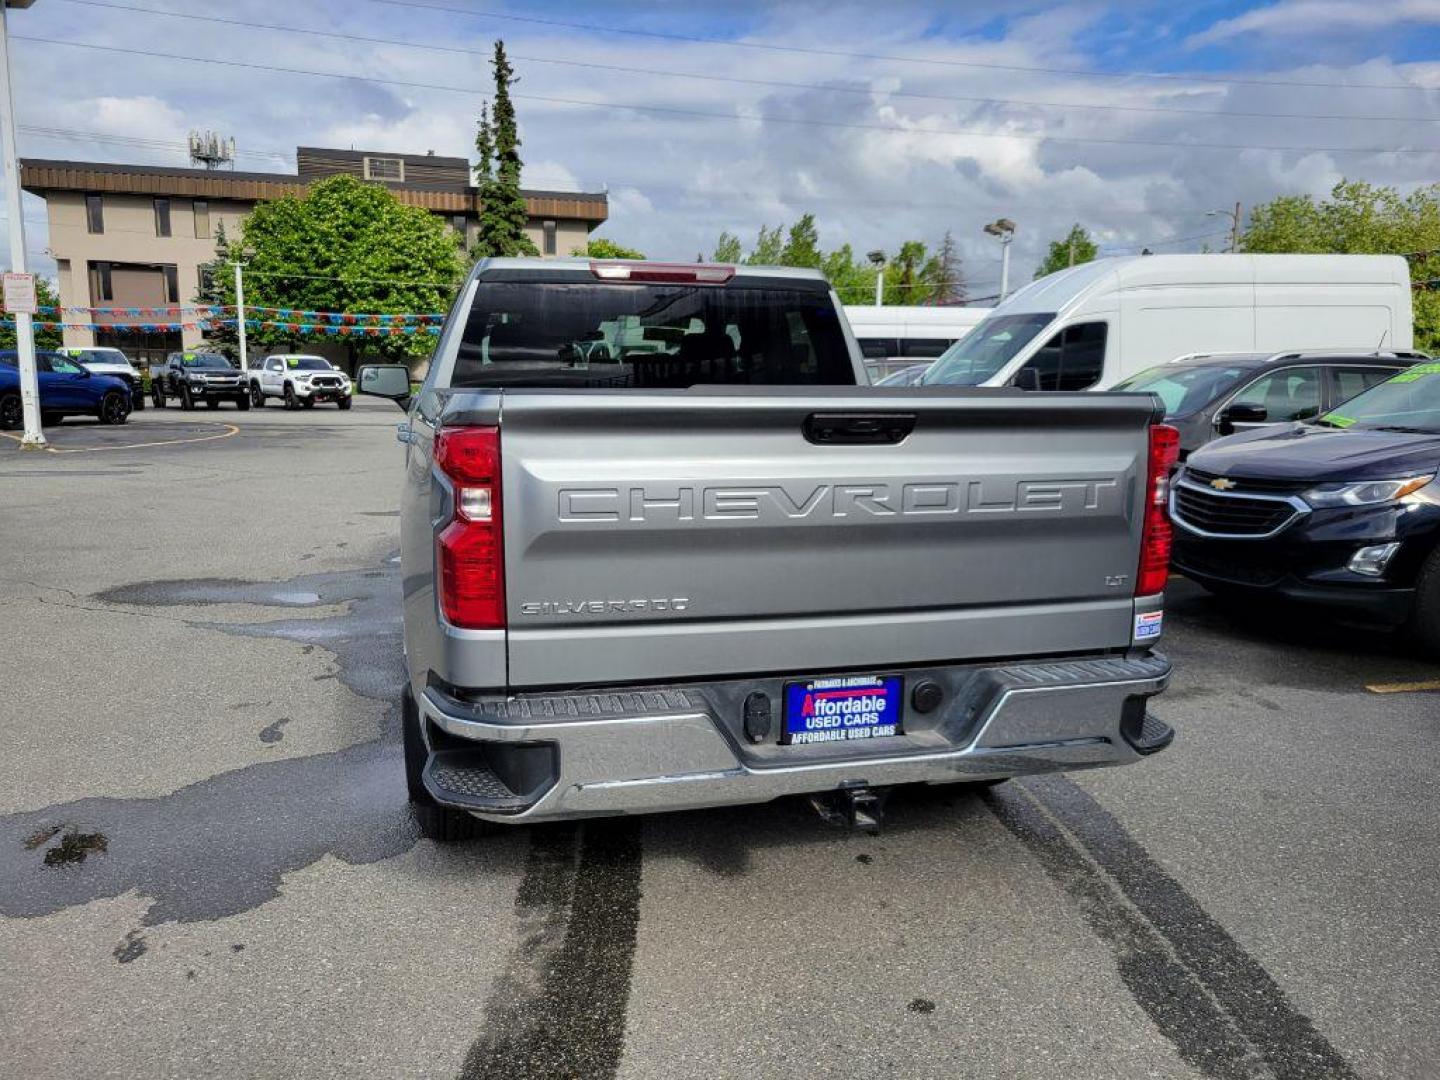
[1303,474,1434,508]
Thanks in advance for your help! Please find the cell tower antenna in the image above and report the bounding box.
[188,131,236,170]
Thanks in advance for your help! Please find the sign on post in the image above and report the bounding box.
[3,271,36,314]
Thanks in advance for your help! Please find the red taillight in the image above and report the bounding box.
[1136,423,1180,597]
[435,426,504,629]
[588,260,735,285]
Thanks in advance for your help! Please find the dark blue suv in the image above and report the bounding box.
[0,350,133,429]
[1172,362,1440,652]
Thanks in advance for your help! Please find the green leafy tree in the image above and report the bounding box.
[1242,180,1440,352]
[475,42,538,258]
[215,175,464,364]
[1034,224,1098,279]
[822,243,879,305]
[711,230,743,263]
[745,224,785,265]
[573,237,646,259]
[0,276,61,349]
[883,241,929,305]
[780,213,823,269]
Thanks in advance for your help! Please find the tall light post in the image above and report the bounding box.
[983,218,1016,302]
[0,0,42,448]
[1207,202,1242,253]
[866,249,885,307]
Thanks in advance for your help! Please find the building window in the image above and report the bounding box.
[193,199,211,239]
[163,265,179,304]
[85,194,104,234]
[92,261,113,301]
[153,197,171,237]
[542,220,557,256]
[363,156,404,182]
[198,265,214,296]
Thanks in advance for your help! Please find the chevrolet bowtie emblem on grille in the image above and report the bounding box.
[1210,477,1238,491]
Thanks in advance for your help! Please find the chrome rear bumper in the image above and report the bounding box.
[417,653,1172,823]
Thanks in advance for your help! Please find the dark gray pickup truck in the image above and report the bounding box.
[360,258,1178,839]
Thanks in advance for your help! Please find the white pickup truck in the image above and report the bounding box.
[248,354,353,410]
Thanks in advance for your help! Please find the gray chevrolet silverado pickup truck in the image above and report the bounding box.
[360,258,1178,840]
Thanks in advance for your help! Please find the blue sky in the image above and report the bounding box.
[5,0,1439,293]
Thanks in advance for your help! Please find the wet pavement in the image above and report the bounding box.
[1,400,1437,1079]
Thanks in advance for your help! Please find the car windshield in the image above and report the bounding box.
[180,354,234,370]
[919,313,1055,386]
[1112,363,1252,417]
[285,357,331,371]
[80,349,129,366]
[1318,362,1440,432]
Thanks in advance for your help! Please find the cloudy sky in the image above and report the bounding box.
[5,0,1440,298]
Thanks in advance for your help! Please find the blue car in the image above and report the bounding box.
[0,349,133,430]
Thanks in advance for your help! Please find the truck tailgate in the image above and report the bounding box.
[497,387,1155,687]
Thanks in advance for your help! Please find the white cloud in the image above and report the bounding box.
[1187,0,1440,48]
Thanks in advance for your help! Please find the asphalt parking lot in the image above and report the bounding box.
[2,399,1437,1080]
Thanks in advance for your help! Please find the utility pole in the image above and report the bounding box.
[233,260,247,371]
[1208,203,1243,253]
[1068,236,1076,267]
[0,1,43,449]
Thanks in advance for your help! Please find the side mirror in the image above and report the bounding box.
[358,364,412,411]
[1011,367,1041,391]
[1216,402,1267,434]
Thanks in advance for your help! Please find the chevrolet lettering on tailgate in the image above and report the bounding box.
[556,477,1122,524]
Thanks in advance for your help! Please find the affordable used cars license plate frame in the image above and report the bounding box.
[782,675,904,746]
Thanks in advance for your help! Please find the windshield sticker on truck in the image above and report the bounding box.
[1387,362,1440,384]
[1321,414,1357,428]
[1134,610,1163,640]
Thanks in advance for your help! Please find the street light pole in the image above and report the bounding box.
[0,0,43,449]
[984,218,1016,303]
[1207,203,1243,253]
[865,249,886,307]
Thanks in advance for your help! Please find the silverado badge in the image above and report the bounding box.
[1210,477,1237,491]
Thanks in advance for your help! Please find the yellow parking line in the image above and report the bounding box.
[0,423,240,454]
[1365,679,1440,694]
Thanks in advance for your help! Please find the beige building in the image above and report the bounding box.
[20,147,608,362]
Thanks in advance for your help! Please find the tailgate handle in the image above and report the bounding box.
[803,412,915,445]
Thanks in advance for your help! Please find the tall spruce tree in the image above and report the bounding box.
[475,42,538,258]
[195,220,240,357]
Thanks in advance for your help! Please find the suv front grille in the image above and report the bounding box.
[1171,480,1304,538]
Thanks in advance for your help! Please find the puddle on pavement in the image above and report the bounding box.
[0,557,420,925]
[41,831,109,867]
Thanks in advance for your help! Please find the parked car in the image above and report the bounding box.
[918,254,1414,391]
[844,305,990,382]
[248,354,352,410]
[151,351,249,410]
[0,349,132,428]
[1111,350,1427,459]
[874,362,932,387]
[358,257,1177,840]
[58,346,146,411]
[1172,362,1440,651]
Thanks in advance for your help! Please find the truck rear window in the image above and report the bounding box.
[448,282,854,388]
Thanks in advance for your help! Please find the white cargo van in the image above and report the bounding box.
[918,254,1413,391]
[844,304,991,380]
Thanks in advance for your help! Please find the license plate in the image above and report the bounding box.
[782,675,904,745]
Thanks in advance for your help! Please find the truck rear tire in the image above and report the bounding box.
[1408,546,1440,657]
[402,689,492,842]
[0,392,20,430]
[250,383,265,407]
[152,384,165,408]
